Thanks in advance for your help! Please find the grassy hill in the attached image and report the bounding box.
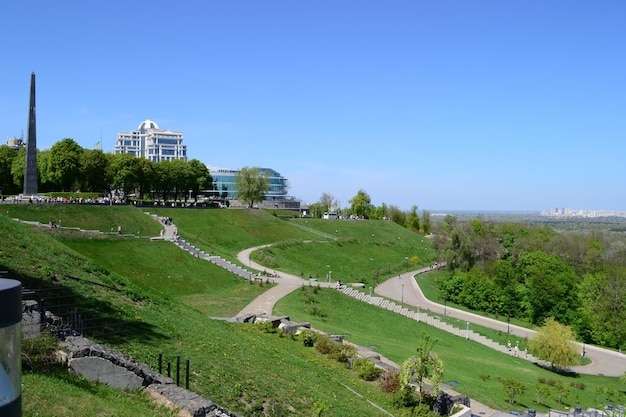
[2,205,623,416]
[1,207,396,416]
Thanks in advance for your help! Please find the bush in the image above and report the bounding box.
[353,358,383,381]
[391,386,419,409]
[301,330,317,347]
[332,345,356,364]
[315,335,339,355]
[380,370,401,393]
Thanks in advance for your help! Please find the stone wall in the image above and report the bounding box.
[59,336,241,417]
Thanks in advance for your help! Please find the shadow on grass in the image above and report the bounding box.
[12,268,171,346]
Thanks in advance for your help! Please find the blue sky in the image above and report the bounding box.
[1,1,625,211]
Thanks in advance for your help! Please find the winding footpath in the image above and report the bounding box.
[232,243,626,378]
[155,216,626,379]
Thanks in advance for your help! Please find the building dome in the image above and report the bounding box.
[138,119,159,131]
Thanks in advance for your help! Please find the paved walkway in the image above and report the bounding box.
[149,219,626,415]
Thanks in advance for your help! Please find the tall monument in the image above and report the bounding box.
[23,72,38,195]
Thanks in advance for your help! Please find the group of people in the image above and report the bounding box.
[507,340,528,358]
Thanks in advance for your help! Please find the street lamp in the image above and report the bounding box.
[466,322,469,339]
[417,304,420,322]
[444,300,447,316]
[401,284,404,304]
[369,287,372,297]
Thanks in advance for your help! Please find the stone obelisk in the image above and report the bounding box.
[23,72,38,196]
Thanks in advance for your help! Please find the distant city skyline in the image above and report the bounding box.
[2,2,625,211]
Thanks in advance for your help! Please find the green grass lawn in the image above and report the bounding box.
[2,203,162,236]
[248,217,437,287]
[143,207,319,260]
[274,286,624,412]
[3,207,624,416]
[57,234,269,317]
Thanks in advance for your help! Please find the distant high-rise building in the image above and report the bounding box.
[113,120,187,162]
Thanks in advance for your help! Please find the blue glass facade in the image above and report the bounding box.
[209,167,289,200]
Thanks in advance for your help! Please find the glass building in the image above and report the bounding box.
[209,167,290,201]
[113,120,187,162]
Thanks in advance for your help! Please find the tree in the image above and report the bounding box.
[136,158,156,200]
[422,210,432,235]
[387,205,406,226]
[579,266,626,350]
[10,148,26,191]
[0,145,19,195]
[400,336,444,402]
[318,192,335,213]
[80,149,110,193]
[407,205,420,232]
[48,138,83,191]
[528,317,579,370]
[348,189,371,218]
[108,153,139,199]
[502,377,527,405]
[515,251,579,325]
[533,382,552,405]
[187,159,211,201]
[235,166,269,208]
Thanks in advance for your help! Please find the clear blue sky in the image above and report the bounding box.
[2,1,625,211]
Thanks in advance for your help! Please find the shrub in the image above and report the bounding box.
[301,330,317,347]
[391,386,419,409]
[380,370,401,393]
[353,358,383,381]
[332,345,356,364]
[315,335,338,355]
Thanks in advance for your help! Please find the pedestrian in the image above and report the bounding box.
[514,344,518,356]
[524,347,528,358]
[117,225,121,235]
[160,229,164,238]
[507,340,511,353]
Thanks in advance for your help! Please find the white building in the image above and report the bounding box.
[113,120,187,162]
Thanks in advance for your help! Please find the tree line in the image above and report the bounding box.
[432,215,626,350]
[308,190,433,234]
[0,138,275,205]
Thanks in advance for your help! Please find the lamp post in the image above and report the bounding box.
[369,287,372,297]
[444,300,447,316]
[417,304,420,322]
[401,284,404,304]
[466,322,469,339]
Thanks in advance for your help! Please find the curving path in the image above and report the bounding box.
[377,271,626,377]
[234,245,626,377]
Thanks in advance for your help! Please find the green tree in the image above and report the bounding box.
[108,153,139,199]
[80,149,110,193]
[187,159,211,201]
[235,166,269,208]
[400,336,444,402]
[579,266,626,350]
[553,381,570,405]
[422,210,432,235]
[348,189,371,218]
[10,148,26,191]
[533,382,552,405]
[407,205,420,232]
[388,205,406,226]
[48,138,83,191]
[528,317,579,370]
[0,145,19,195]
[515,251,578,325]
[136,158,156,200]
[502,377,527,405]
